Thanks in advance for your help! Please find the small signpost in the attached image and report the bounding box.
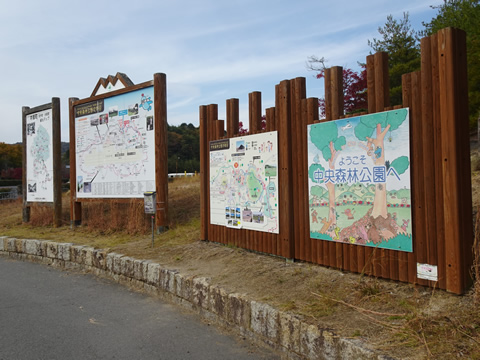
[144,191,157,248]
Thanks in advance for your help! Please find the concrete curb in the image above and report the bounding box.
[0,236,392,360]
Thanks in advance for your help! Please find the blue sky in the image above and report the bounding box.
[0,0,443,143]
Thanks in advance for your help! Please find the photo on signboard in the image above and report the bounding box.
[236,140,245,153]
[90,117,99,126]
[108,106,118,117]
[28,183,37,193]
[128,103,138,116]
[99,114,108,125]
[146,116,154,131]
[27,122,35,135]
[84,182,91,193]
[77,176,84,192]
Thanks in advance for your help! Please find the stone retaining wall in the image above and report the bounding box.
[0,237,391,360]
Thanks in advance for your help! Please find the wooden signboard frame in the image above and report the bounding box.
[22,98,62,227]
[69,73,168,232]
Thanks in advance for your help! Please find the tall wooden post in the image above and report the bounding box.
[69,97,81,227]
[22,106,30,223]
[437,28,473,293]
[51,97,62,227]
[199,105,209,241]
[154,73,168,232]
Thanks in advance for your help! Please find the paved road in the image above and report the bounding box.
[0,256,277,360]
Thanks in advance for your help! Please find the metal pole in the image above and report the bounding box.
[151,215,154,248]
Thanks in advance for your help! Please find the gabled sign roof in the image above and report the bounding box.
[91,72,134,97]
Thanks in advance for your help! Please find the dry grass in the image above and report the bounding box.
[1,174,480,359]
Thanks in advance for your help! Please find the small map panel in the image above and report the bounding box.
[209,131,278,233]
[75,87,155,198]
[26,109,54,202]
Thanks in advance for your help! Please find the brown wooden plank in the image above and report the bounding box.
[216,120,224,139]
[324,68,332,121]
[429,33,446,290]
[153,74,169,231]
[295,78,307,262]
[207,104,218,243]
[330,66,345,270]
[372,53,389,278]
[364,55,376,274]
[51,97,62,228]
[411,71,430,287]
[288,79,301,260]
[374,52,390,110]
[69,97,82,226]
[438,28,473,293]
[266,107,275,132]
[21,106,30,222]
[278,80,294,259]
[349,244,357,274]
[452,29,473,292]
[357,245,365,275]
[249,91,262,134]
[366,55,376,114]
[199,106,208,241]
[400,73,413,283]
[227,98,239,137]
[389,250,399,281]
[306,97,319,264]
[420,36,439,288]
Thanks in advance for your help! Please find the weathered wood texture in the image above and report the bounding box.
[199,28,473,294]
[69,76,169,232]
[22,99,62,226]
[154,73,169,231]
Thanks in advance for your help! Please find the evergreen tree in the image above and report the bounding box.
[368,13,421,106]
[422,0,480,129]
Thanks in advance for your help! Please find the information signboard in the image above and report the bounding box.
[26,108,54,202]
[307,108,413,252]
[209,131,279,233]
[75,87,155,198]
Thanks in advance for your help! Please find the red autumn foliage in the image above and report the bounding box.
[317,65,367,118]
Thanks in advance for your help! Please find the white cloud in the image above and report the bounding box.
[0,0,445,142]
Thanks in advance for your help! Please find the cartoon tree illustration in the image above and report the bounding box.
[309,122,346,227]
[354,108,408,219]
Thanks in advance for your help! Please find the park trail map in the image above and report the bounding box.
[26,109,54,202]
[75,87,155,198]
[209,131,279,233]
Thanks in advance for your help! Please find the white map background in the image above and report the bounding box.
[26,109,54,202]
[75,87,155,198]
[210,131,279,233]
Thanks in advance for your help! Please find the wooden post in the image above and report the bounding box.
[51,97,62,228]
[199,105,208,241]
[226,98,239,137]
[22,106,30,223]
[430,32,447,290]
[420,36,439,288]
[306,97,319,263]
[154,73,168,232]
[410,71,429,287]
[249,92,262,133]
[278,80,294,259]
[437,28,473,294]
[69,97,81,227]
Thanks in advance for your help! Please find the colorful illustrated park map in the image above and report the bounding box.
[209,131,279,233]
[75,87,155,198]
[307,108,412,252]
[26,109,54,202]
